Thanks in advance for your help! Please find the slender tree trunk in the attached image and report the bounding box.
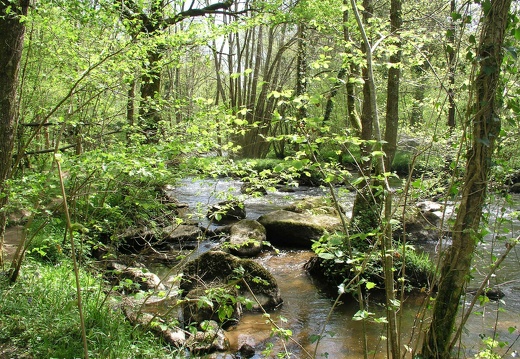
[0,0,29,267]
[127,78,135,127]
[343,2,361,133]
[383,0,402,171]
[350,0,381,236]
[382,0,402,356]
[447,0,456,130]
[322,65,346,130]
[296,22,308,124]
[421,0,511,357]
[411,64,426,127]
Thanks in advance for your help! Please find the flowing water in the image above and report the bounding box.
[169,178,520,358]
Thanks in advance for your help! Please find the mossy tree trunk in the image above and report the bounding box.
[421,0,511,357]
[0,0,29,267]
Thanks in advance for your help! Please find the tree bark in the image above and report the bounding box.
[383,0,402,171]
[447,0,456,130]
[342,2,361,134]
[296,22,308,124]
[350,0,381,236]
[421,0,511,357]
[0,0,29,266]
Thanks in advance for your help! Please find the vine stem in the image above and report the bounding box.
[56,155,89,359]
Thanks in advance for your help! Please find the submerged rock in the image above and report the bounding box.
[467,287,505,300]
[237,334,256,358]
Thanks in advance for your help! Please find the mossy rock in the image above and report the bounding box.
[258,210,342,248]
[180,251,282,311]
[282,196,342,215]
[226,219,265,257]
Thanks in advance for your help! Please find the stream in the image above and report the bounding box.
[169,177,520,358]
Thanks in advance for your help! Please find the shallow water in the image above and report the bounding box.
[170,178,520,358]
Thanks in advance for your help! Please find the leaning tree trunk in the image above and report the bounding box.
[421,0,511,357]
[0,0,29,267]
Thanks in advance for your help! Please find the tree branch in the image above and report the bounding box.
[166,1,235,25]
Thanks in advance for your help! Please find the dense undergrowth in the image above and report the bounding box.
[0,260,176,358]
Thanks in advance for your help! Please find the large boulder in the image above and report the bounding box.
[226,219,265,257]
[258,200,343,248]
[180,251,282,316]
[123,306,186,347]
[183,285,242,326]
[186,321,229,354]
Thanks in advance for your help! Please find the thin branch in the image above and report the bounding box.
[12,45,129,171]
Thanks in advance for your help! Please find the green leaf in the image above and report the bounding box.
[318,252,335,260]
[366,282,376,290]
[450,12,462,21]
[353,310,373,321]
[309,334,321,344]
[515,28,520,41]
[374,316,388,324]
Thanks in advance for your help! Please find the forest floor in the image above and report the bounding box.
[2,226,23,262]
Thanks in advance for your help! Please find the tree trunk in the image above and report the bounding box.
[410,64,426,127]
[139,48,163,142]
[296,22,308,124]
[382,0,402,356]
[383,0,402,171]
[342,2,361,134]
[447,0,456,130]
[421,0,511,357]
[350,0,381,236]
[0,0,29,266]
